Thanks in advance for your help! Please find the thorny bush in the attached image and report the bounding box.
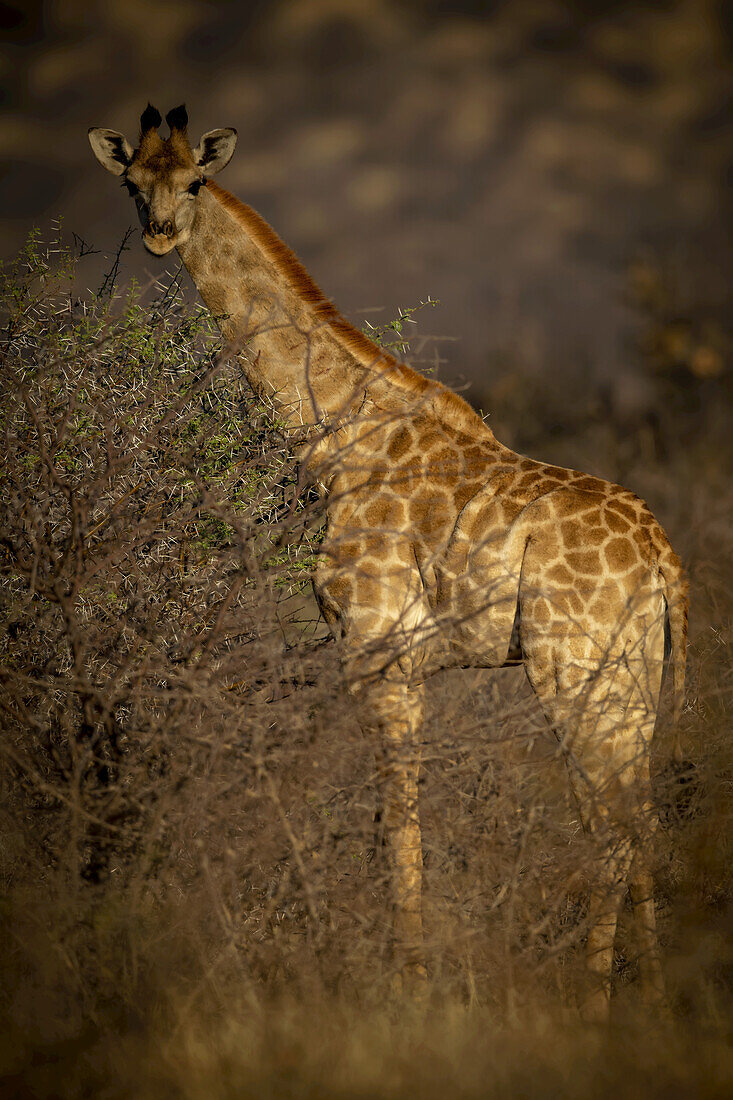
[0,230,731,1078]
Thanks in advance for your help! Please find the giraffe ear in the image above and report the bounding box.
[88,127,134,176]
[192,128,237,177]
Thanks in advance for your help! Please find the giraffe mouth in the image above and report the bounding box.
[142,231,178,256]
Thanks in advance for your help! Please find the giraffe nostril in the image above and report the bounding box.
[147,220,175,238]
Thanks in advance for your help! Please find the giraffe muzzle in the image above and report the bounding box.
[143,219,178,255]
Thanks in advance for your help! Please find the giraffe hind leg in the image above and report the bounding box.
[582,835,666,1021]
[629,866,667,1013]
[524,644,665,1022]
[581,836,632,1023]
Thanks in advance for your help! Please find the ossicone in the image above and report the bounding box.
[166,104,188,134]
[140,103,162,136]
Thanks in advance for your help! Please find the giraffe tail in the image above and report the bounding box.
[660,557,689,763]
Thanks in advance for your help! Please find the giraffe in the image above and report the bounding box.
[89,105,688,1021]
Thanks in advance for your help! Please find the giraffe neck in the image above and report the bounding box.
[176,183,386,430]
[177,181,503,471]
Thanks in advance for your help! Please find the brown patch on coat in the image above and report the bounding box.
[410,489,451,540]
[566,550,603,575]
[586,526,609,546]
[325,575,354,605]
[561,520,584,549]
[364,496,406,529]
[547,562,575,586]
[533,598,551,624]
[605,508,631,533]
[543,465,573,481]
[387,425,414,460]
[454,480,482,513]
[604,536,638,574]
[607,497,639,523]
[573,475,606,492]
[549,490,593,518]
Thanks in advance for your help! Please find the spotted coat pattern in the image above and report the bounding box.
[89,106,688,1021]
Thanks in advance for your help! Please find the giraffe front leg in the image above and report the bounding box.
[582,871,628,1023]
[629,868,666,1013]
[365,676,427,997]
[316,537,429,996]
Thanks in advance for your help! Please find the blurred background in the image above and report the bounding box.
[2,8,733,1090]
[1,0,730,425]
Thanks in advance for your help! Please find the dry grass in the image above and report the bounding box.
[0,231,731,1096]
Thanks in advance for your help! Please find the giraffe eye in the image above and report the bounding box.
[187,180,202,196]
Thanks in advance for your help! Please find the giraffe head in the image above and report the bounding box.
[88,104,237,256]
